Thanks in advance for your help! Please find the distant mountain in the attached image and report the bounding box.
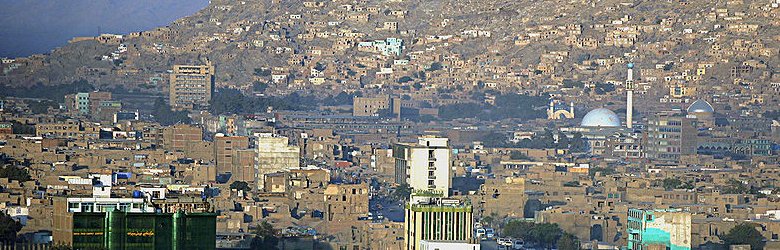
[0,0,209,57]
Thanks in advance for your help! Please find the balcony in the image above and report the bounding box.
[428,184,437,189]
[428,157,437,161]
[428,175,437,179]
[427,165,436,170]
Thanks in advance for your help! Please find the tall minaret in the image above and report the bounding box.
[626,63,634,129]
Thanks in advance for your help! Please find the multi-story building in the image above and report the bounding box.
[52,195,213,246]
[627,208,692,250]
[231,149,257,183]
[324,183,369,234]
[646,111,699,162]
[57,209,216,250]
[393,136,451,196]
[352,95,401,120]
[255,133,300,190]
[162,124,203,152]
[35,120,81,138]
[64,91,115,116]
[214,135,249,175]
[169,63,215,110]
[404,194,474,250]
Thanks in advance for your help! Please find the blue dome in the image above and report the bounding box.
[687,99,714,113]
[627,63,634,69]
[581,108,621,127]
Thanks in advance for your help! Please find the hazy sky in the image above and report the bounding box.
[0,0,209,57]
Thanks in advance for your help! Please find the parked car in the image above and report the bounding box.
[512,239,525,249]
[484,228,495,239]
[475,228,486,240]
[497,238,513,246]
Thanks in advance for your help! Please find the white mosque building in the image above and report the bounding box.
[560,63,643,158]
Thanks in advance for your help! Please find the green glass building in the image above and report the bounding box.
[71,209,216,250]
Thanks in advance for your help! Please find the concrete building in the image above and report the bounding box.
[405,194,474,250]
[214,135,249,175]
[419,240,480,250]
[169,63,215,110]
[627,208,692,250]
[646,111,698,162]
[255,133,300,190]
[353,95,401,120]
[231,149,257,183]
[64,91,114,116]
[393,136,452,196]
[324,183,369,234]
[162,124,203,152]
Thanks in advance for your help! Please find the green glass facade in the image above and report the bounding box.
[72,210,216,250]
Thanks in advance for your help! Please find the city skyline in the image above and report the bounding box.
[1,1,779,250]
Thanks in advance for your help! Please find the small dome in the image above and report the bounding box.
[581,108,621,127]
[687,99,714,113]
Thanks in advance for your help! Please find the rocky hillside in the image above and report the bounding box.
[2,0,778,112]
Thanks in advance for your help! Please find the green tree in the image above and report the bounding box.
[392,183,412,201]
[0,212,22,244]
[570,132,587,152]
[723,179,749,194]
[0,79,94,102]
[10,121,35,135]
[556,131,570,149]
[531,223,562,247]
[557,233,580,250]
[314,62,326,71]
[251,221,279,249]
[504,221,564,246]
[252,81,269,92]
[230,181,251,192]
[482,215,494,227]
[589,167,616,177]
[398,76,414,83]
[510,151,530,160]
[721,223,765,250]
[427,62,442,71]
[662,178,683,190]
[253,68,271,76]
[26,100,58,114]
[504,220,535,240]
[0,165,31,182]
[151,97,191,126]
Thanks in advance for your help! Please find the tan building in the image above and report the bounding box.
[215,135,249,175]
[232,149,256,183]
[169,63,215,110]
[36,120,81,138]
[255,133,300,190]
[162,124,203,152]
[324,183,369,234]
[352,95,401,120]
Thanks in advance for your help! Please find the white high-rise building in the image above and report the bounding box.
[393,136,451,196]
[404,195,474,250]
